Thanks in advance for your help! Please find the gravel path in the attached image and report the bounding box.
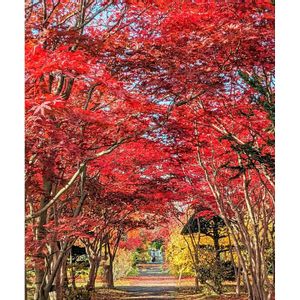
[117,263,178,299]
[95,265,247,300]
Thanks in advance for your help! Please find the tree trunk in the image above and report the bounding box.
[55,255,68,300]
[34,179,52,300]
[107,262,114,288]
[212,217,223,294]
[194,272,200,291]
[103,262,114,289]
[41,242,71,300]
[70,252,76,290]
[178,268,183,286]
[236,263,241,296]
[55,261,61,300]
[86,259,100,291]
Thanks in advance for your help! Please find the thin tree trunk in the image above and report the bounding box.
[212,217,222,294]
[55,263,61,300]
[55,254,68,300]
[236,261,241,296]
[70,252,76,290]
[178,268,183,286]
[194,251,201,292]
[42,241,72,299]
[86,258,100,291]
[194,273,200,291]
[34,179,52,300]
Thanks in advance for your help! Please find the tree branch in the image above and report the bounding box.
[26,139,128,221]
[25,163,86,221]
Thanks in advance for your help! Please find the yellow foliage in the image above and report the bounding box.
[166,227,194,276]
[166,224,240,277]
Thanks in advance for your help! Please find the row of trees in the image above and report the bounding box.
[25,1,274,299]
[166,207,274,297]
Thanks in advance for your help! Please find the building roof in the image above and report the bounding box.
[181,213,225,235]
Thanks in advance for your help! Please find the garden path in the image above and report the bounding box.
[117,263,178,299]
